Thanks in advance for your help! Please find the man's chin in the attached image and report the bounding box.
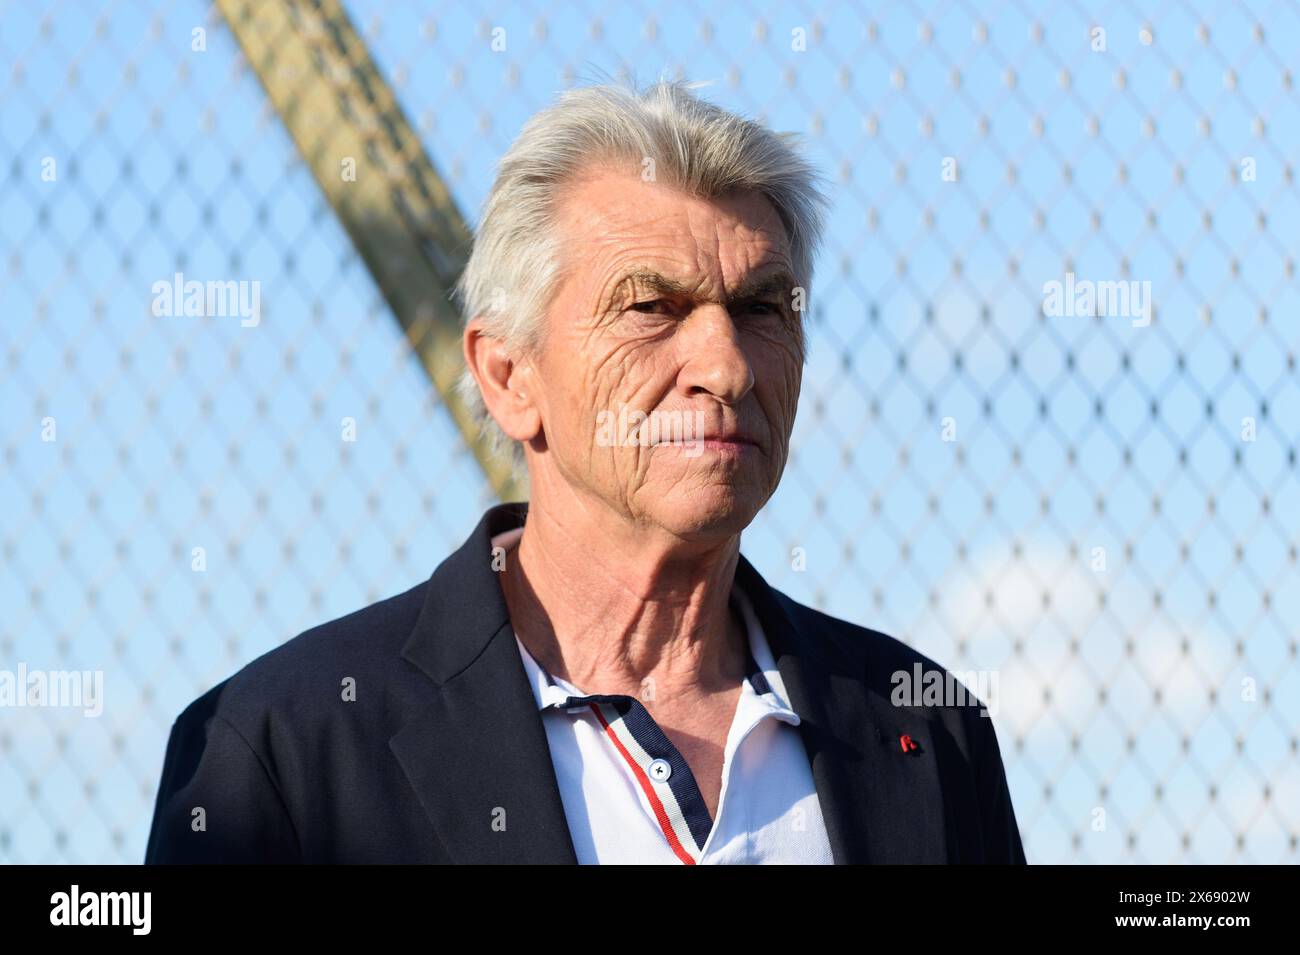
[645,484,766,540]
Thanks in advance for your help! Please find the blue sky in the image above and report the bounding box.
[1,0,1297,863]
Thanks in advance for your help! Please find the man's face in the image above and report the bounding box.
[525,165,804,540]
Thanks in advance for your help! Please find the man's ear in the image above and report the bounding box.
[462,320,542,443]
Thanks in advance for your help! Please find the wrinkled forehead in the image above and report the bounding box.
[550,168,794,301]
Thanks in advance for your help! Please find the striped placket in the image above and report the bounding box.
[520,614,790,866]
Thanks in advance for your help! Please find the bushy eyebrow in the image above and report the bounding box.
[728,269,798,303]
[611,269,694,301]
[607,267,797,308]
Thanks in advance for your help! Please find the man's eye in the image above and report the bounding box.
[629,299,671,314]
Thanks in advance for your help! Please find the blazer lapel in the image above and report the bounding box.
[735,555,951,864]
[389,502,578,864]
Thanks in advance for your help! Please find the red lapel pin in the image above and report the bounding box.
[899,734,921,754]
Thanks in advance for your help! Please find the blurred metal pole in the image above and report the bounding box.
[216,0,526,502]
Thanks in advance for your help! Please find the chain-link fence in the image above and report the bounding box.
[2,0,1297,864]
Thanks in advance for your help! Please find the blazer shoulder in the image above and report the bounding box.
[169,577,429,733]
[769,586,1001,747]
[769,587,953,683]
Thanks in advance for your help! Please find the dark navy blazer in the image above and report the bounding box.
[145,501,1028,864]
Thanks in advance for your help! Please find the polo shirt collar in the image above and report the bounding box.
[507,577,800,727]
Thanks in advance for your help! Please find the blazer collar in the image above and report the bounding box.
[390,501,949,864]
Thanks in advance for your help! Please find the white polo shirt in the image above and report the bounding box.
[494,527,834,865]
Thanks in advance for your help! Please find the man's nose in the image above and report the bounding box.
[675,304,754,404]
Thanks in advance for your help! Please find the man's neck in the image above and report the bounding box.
[499,497,747,701]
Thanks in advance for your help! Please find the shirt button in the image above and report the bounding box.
[648,758,672,782]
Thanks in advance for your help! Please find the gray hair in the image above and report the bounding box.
[453,78,831,486]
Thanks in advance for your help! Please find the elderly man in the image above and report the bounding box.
[146,80,1026,865]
